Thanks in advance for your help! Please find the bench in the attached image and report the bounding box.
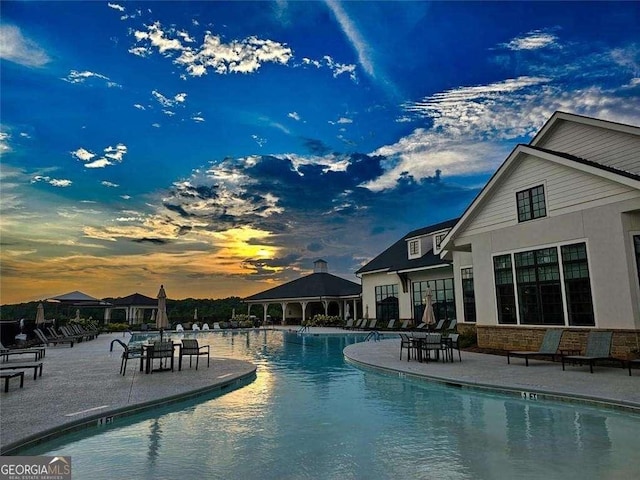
[1,370,25,392]
[0,361,43,380]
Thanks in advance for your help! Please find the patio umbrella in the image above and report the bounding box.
[35,302,45,325]
[150,310,156,322]
[194,308,198,321]
[74,309,81,321]
[422,288,436,327]
[345,304,350,319]
[364,305,369,320]
[156,285,169,330]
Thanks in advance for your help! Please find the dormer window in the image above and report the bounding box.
[517,185,546,222]
[433,232,447,255]
[408,239,420,259]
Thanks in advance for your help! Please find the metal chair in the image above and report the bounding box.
[180,339,210,370]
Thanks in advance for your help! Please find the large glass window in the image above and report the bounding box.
[517,185,546,222]
[461,268,476,323]
[494,255,517,324]
[412,279,455,324]
[515,247,564,325]
[561,243,594,326]
[375,285,399,321]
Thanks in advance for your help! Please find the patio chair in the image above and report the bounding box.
[399,320,410,330]
[148,341,175,373]
[432,319,446,332]
[179,339,210,370]
[120,344,143,376]
[561,331,621,374]
[507,329,564,366]
[446,319,457,331]
[34,328,74,348]
[343,319,355,330]
[446,333,462,362]
[399,333,414,361]
[365,319,378,330]
[414,322,427,331]
[421,333,444,362]
[628,359,640,376]
[384,319,396,330]
[0,361,43,380]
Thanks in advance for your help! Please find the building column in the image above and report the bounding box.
[262,303,268,325]
[301,302,308,324]
[104,308,111,325]
[281,302,287,325]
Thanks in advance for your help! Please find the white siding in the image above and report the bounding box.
[462,154,638,237]
[538,121,640,174]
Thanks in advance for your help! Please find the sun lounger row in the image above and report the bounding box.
[344,318,457,332]
[508,330,626,374]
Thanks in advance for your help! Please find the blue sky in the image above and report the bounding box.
[1,1,639,303]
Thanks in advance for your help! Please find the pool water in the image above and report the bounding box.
[23,330,640,479]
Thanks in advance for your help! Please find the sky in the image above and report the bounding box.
[1,1,639,304]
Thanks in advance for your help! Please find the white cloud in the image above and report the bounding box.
[0,24,50,67]
[174,92,187,103]
[131,21,293,76]
[191,115,205,122]
[133,104,146,110]
[72,143,127,168]
[71,148,96,162]
[152,123,161,128]
[0,131,11,153]
[152,90,186,108]
[101,181,119,188]
[163,110,175,116]
[121,195,131,200]
[63,70,120,87]
[252,135,267,147]
[288,112,301,121]
[501,30,559,51]
[128,46,151,57]
[32,175,72,187]
[337,117,352,124]
[108,3,125,12]
[325,0,374,77]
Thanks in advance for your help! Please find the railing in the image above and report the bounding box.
[110,338,127,352]
[365,331,382,342]
[297,325,310,334]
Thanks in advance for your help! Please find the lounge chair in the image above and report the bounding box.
[0,341,45,361]
[432,319,446,332]
[343,319,355,330]
[0,361,43,380]
[628,359,640,376]
[179,339,210,370]
[384,319,396,330]
[366,319,378,330]
[34,328,74,347]
[561,331,621,374]
[399,320,410,330]
[414,322,427,331]
[0,370,25,392]
[507,329,564,366]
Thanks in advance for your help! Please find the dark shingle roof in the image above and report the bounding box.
[525,145,640,181]
[110,293,158,306]
[356,218,459,275]
[244,272,360,301]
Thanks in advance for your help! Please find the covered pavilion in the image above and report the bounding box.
[243,260,361,325]
[103,293,159,325]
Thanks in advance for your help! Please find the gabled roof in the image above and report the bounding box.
[356,218,458,275]
[440,118,640,256]
[46,291,109,305]
[244,272,361,302]
[110,293,158,306]
[530,111,640,147]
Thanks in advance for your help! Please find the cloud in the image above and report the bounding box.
[72,143,127,169]
[288,112,301,121]
[500,30,559,51]
[130,21,293,76]
[0,24,50,67]
[152,90,186,108]
[32,176,72,187]
[191,115,205,122]
[133,104,146,110]
[101,181,119,188]
[325,0,374,77]
[63,70,121,88]
[0,131,11,153]
[107,3,125,12]
[300,56,357,82]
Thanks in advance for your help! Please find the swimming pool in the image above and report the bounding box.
[22,330,640,479]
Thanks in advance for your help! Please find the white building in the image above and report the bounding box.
[356,219,458,326]
[440,111,640,356]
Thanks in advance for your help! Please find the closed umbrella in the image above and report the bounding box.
[74,309,81,321]
[422,288,436,328]
[194,308,198,321]
[150,310,156,322]
[156,285,169,330]
[36,302,45,325]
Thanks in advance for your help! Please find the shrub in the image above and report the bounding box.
[105,322,130,332]
[304,314,343,327]
[458,330,478,349]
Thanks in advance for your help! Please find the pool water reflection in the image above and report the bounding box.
[23,330,640,479]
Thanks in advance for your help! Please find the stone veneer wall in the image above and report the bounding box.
[473,325,640,359]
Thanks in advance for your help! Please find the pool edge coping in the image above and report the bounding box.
[1,366,257,456]
[344,354,640,415]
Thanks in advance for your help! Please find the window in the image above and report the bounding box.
[409,239,420,257]
[516,185,546,222]
[461,268,476,323]
[494,243,595,327]
[433,232,448,254]
[515,247,564,325]
[412,279,455,324]
[375,285,399,321]
[494,255,517,324]
[561,243,594,326]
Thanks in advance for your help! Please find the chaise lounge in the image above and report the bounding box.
[507,329,564,367]
[561,331,621,374]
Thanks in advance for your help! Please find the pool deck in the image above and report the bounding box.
[0,332,256,454]
[2,327,639,454]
